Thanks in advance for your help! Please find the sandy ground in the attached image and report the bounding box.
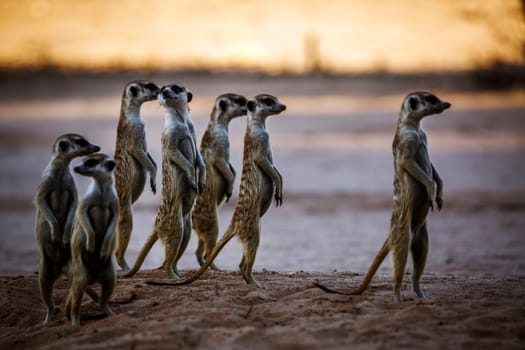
[0,71,524,349]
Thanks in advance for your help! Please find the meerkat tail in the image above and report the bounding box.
[122,231,159,278]
[145,226,236,286]
[314,239,390,295]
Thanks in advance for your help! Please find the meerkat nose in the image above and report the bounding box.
[442,101,451,110]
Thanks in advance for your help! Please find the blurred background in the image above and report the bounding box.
[0,0,524,276]
[0,0,524,73]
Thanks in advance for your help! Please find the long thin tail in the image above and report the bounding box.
[122,231,158,277]
[145,225,236,286]
[314,239,390,295]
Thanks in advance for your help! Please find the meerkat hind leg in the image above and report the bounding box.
[39,262,60,324]
[162,232,182,279]
[202,221,221,271]
[390,223,411,303]
[99,270,116,317]
[115,202,133,271]
[239,236,262,289]
[411,223,429,299]
[175,216,192,263]
[196,238,205,266]
[68,274,88,326]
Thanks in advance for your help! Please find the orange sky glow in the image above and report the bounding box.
[0,0,523,73]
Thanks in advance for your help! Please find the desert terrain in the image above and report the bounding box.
[0,71,524,349]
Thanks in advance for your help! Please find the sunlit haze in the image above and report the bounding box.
[0,0,523,73]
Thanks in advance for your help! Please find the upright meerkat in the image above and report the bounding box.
[124,84,206,279]
[315,91,450,302]
[192,93,247,270]
[146,94,286,288]
[65,153,119,326]
[114,80,160,271]
[34,133,100,324]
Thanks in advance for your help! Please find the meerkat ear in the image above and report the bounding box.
[219,99,228,112]
[128,85,139,98]
[105,160,116,172]
[58,140,69,153]
[247,100,256,112]
[186,91,193,103]
[409,96,419,111]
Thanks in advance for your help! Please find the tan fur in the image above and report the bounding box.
[124,84,206,279]
[314,91,450,302]
[114,80,160,271]
[192,93,247,270]
[34,133,100,324]
[145,94,286,288]
[65,153,119,326]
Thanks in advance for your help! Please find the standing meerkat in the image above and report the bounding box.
[34,133,100,324]
[315,91,451,302]
[146,94,286,288]
[65,153,119,326]
[192,93,247,270]
[114,80,160,271]
[124,84,206,279]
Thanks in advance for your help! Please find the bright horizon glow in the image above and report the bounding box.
[0,0,523,73]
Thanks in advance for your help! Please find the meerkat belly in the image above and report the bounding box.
[258,168,274,216]
[88,206,111,249]
[130,156,147,201]
[408,148,433,229]
[48,189,72,233]
[213,166,228,204]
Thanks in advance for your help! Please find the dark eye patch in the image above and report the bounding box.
[75,139,89,147]
[170,84,184,94]
[145,83,158,91]
[262,98,275,106]
[409,97,419,110]
[426,95,438,104]
[236,97,247,106]
[84,158,99,167]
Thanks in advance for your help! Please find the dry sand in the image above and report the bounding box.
[0,72,524,349]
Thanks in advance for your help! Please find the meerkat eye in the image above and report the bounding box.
[262,98,275,106]
[75,139,89,147]
[170,84,184,94]
[409,97,419,110]
[145,83,158,91]
[84,158,99,167]
[236,97,247,106]
[58,140,70,152]
[219,99,229,111]
[129,85,139,97]
[247,100,256,112]
[426,95,438,104]
[105,160,116,171]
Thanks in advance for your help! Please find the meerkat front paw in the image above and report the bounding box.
[150,178,157,194]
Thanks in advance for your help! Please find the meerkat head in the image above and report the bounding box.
[158,84,193,111]
[246,94,286,119]
[400,91,451,121]
[53,133,100,159]
[74,153,116,182]
[214,93,247,122]
[123,80,160,105]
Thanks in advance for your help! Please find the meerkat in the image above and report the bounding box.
[34,133,100,324]
[314,91,451,302]
[114,80,160,271]
[192,93,247,270]
[146,94,286,288]
[65,153,119,326]
[124,84,206,279]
